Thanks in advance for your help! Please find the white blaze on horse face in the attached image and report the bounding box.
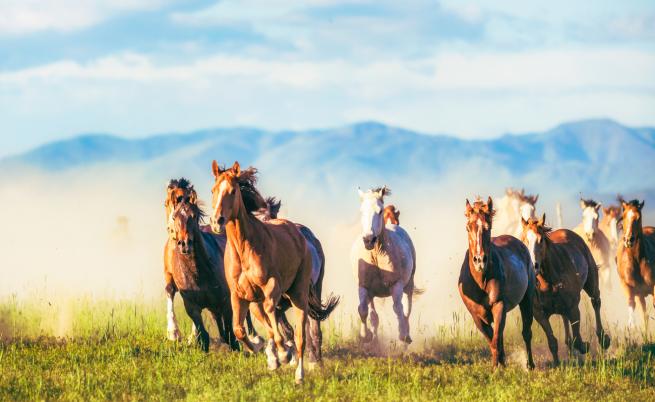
[582,207,599,236]
[212,180,229,220]
[359,192,384,239]
[526,230,538,267]
[475,218,483,255]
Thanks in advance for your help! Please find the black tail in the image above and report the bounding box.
[307,285,339,321]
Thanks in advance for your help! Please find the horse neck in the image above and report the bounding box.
[225,197,260,255]
[373,227,388,253]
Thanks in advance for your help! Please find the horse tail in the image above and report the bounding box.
[412,287,425,297]
[307,285,339,322]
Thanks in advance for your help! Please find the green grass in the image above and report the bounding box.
[0,298,653,401]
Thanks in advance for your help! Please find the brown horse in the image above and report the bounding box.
[617,199,655,330]
[459,197,535,369]
[574,199,612,288]
[383,205,400,225]
[165,198,239,351]
[258,196,336,366]
[210,161,337,384]
[163,178,260,348]
[521,215,610,364]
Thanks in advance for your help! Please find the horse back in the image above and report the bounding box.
[491,235,533,310]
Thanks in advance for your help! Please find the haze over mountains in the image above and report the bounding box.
[4,118,654,198]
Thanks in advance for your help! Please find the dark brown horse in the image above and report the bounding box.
[210,161,338,384]
[459,197,535,369]
[258,196,334,366]
[163,178,261,349]
[166,199,239,351]
[617,199,655,330]
[521,215,610,364]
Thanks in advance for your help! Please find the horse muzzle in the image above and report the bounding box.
[177,240,193,255]
[472,255,487,272]
[363,235,377,250]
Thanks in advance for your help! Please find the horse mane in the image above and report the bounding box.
[472,198,496,218]
[372,186,392,197]
[233,167,267,214]
[623,199,642,208]
[581,198,599,208]
[168,177,192,190]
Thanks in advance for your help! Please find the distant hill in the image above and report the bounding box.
[3,119,654,196]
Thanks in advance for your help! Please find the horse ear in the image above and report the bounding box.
[465,199,472,216]
[232,161,241,176]
[396,209,400,219]
[533,194,539,204]
[487,196,493,214]
[640,200,645,210]
[595,202,601,212]
[539,213,546,226]
[521,217,528,227]
[212,160,221,178]
[579,199,586,209]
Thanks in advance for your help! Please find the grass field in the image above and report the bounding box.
[0,297,654,401]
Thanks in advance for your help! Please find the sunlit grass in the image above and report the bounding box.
[0,297,653,401]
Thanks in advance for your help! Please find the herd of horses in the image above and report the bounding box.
[162,163,655,383]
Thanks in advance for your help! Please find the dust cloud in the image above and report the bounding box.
[0,159,652,343]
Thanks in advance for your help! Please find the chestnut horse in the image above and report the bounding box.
[574,199,612,288]
[617,199,655,330]
[258,196,336,366]
[383,205,400,225]
[163,179,260,347]
[352,187,417,344]
[459,197,535,369]
[210,161,337,384]
[165,199,239,351]
[521,215,610,364]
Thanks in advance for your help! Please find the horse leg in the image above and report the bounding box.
[230,293,258,354]
[369,298,379,341]
[566,307,589,354]
[562,316,573,353]
[622,283,637,329]
[637,295,648,334]
[307,317,321,368]
[289,300,308,384]
[262,278,290,366]
[245,312,265,350]
[391,281,411,344]
[583,263,611,349]
[518,292,535,370]
[534,310,559,365]
[165,282,181,341]
[490,301,507,367]
[358,286,373,342]
[183,302,209,352]
[249,302,281,369]
[277,309,296,348]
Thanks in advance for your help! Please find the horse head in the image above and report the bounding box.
[465,197,494,273]
[170,199,203,256]
[165,178,198,238]
[602,204,622,247]
[520,213,548,276]
[580,198,601,242]
[621,198,645,248]
[358,186,390,250]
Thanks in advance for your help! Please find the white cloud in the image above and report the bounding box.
[0,0,169,35]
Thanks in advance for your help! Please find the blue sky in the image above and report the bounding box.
[1,0,654,157]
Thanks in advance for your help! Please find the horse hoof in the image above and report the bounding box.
[575,341,590,354]
[401,335,412,344]
[295,378,304,385]
[527,361,535,370]
[360,330,373,343]
[599,334,611,350]
[249,336,265,353]
[278,347,293,365]
[267,357,280,371]
[167,329,181,342]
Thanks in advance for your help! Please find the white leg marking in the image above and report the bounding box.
[295,357,304,384]
[628,306,635,328]
[166,296,181,341]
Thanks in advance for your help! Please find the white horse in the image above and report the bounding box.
[573,199,612,288]
[493,188,538,237]
[351,186,417,344]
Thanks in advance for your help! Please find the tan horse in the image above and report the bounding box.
[352,187,417,344]
[617,199,655,330]
[600,204,622,264]
[210,161,337,384]
[493,188,538,237]
[521,215,610,364]
[574,199,612,288]
[383,205,400,225]
[459,197,535,369]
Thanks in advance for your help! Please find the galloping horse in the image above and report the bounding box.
[351,187,417,344]
[521,215,610,364]
[258,196,336,366]
[600,203,622,265]
[164,179,261,347]
[617,199,655,330]
[493,188,538,237]
[210,161,337,384]
[166,198,239,351]
[383,205,400,225]
[459,197,535,369]
[574,199,612,288]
